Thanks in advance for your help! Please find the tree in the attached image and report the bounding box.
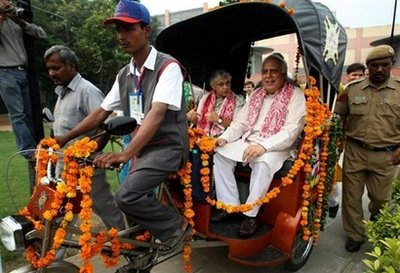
[30,0,161,109]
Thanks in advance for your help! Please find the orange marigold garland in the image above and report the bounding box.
[313,130,330,241]
[176,156,194,273]
[20,137,131,271]
[183,243,192,273]
[299,78,332,242]
[172,77,335,271]
[175,129,217,273]
[181,76,333,245]
[203,75,331,212]
[321,114,343,226]
[22,137,98,269]
[62,137,121,273]
[21,138,71,268]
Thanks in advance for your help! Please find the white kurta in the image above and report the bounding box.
[214,86,306,217]
[217,86,306,172]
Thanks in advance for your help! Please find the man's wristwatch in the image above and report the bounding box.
[217,117,223,125]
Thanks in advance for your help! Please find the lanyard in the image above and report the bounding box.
[133,64,146,93]
[129,64,146,124]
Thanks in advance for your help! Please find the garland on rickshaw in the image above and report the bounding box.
[14,2,345,272]
[15,74,343,273]
[176,75,343,247]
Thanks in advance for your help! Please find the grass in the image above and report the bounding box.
[0,130,31,272]
[0,130,32,218]
[0,129,122,271]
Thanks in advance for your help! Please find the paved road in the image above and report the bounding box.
[67,183,371,273]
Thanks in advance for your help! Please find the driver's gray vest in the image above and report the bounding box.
[116,52,188,171]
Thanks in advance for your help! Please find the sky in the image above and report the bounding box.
[140,0,399,28]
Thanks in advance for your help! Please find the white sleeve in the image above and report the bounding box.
[100,76,122,111]
[219,101,250,142]
[152,62,184,111]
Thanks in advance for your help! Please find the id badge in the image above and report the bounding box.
[129,91,144,125]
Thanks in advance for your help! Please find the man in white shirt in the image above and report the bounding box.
[44,45,125,231]
[55,0,191,255]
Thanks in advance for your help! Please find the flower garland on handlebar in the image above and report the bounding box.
[18,137,130,272]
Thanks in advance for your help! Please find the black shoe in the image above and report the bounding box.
[211,210,229,222]
[369,214,379,221]
[239,216,258,238]
[158,218,192,255]
[345,239,363,252]
[328,204,339,218]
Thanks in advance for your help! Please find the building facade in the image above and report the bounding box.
[155,4,399,86]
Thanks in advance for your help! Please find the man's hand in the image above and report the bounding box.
[391,147,400,165]
[205,111,219,123]
[217,138,227,147]
[55,135,69,148]
[93,152,128,170]
[187,109,199,124]
[7,14,26,27]
[242,144,266,164]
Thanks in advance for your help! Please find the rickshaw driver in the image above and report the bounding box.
[54,0,191,254]
[213,53,306,237]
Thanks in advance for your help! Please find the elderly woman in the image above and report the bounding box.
[212,53,306,237]
[187,69,245,137]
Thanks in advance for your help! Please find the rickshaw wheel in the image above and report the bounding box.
[284,232,314,271]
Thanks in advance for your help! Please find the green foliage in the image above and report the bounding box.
[0,131,31,218]
[219,0,240,6]
[365,203,400,246]
[29,0,161,110]
[363,179,400,272]
[363,239,400,273]
[392,178,400,204]
[321,114,343,229]
[0,130,34,270]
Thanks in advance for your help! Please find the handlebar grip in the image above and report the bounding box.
[76,155,123,171]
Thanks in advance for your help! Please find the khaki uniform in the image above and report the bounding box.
[335,76,400,242]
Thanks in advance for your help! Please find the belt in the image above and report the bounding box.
[349,138,400,152]
[0,65,26,70]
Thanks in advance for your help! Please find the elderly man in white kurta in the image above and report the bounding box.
[213,53,306,237]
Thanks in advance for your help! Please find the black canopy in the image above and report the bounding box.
[156,0,347,101]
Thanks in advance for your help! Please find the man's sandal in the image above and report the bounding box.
[158,218,192,255]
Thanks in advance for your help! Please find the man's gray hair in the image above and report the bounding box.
[44,45,79,69]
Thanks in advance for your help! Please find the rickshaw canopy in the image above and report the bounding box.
[156,0,347,107]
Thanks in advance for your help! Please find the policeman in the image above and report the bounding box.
[335,45,400,252]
